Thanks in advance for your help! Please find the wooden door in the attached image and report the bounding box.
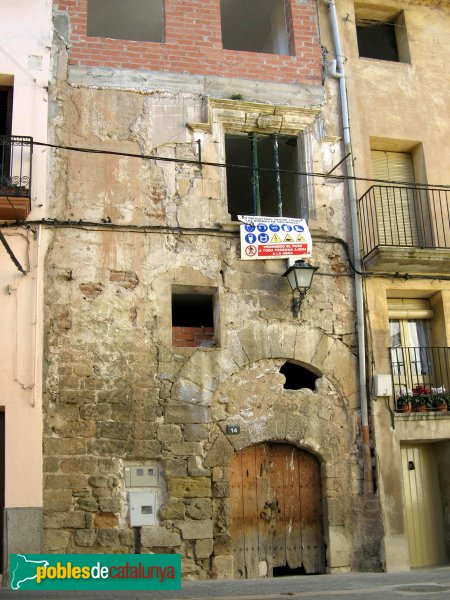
[401,444,447,567]
[230,444,325,578]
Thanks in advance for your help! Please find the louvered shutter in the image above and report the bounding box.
[371,150,421,246]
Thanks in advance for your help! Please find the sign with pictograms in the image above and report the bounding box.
[238,215,312,260]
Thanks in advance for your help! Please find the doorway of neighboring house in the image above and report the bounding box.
[0,86,13,184]
[0,411,4,575]
[230,443,325,579]
[401,443,448,567]
[371,149,422,247]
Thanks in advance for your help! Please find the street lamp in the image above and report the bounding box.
[283,259,318,317]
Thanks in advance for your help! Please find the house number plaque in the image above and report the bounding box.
[226,424,240,435]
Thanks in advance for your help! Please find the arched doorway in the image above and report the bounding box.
[230,443,326,578]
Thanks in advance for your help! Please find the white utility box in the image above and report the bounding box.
[372,374,393,397]
[124,464,159,488]
[129,491,158,526]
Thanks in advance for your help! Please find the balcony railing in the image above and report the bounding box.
[358,185,450,259]
[0,135,33,220]
[390,346,450,413]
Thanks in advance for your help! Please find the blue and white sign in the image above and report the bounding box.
[238,215,312,261]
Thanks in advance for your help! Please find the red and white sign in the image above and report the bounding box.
[239,216,312,260]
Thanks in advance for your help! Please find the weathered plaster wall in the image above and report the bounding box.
[41,7,381,577]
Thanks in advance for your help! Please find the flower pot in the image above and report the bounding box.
[437,402,448,412]
[401,403,412,413]
[415,403,427,413]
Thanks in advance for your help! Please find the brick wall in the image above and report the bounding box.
[172,326,215,347]
[56,0,322,85]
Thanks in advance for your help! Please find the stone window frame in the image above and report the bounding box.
[188,98,321,224]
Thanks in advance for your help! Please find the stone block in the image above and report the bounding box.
[188,456,210,477]
[212,555,234,579]
[74,529,96,547]
[183,424,208,442]
[157,424,182,443]
[165,403,210,424]
[44,437,87,455]
[80,403,112,420]
[159,499,186,520]
[96,528,120,547]
[213,481,230,498]
[131,440,162,458]
[196,539,214,559]
[98,421,133,440]
[163,459,187,477]
[213,533,232,555]
[43,511,85,529]
[204,434,234,467]
[44,473,70,490]
[175,519,213,540]
[99,497,122,513]
[168,477,211,498]
[94,512,119,528]
[170,442,202,456]
[43,529,70,551]
[185,498,212,520]
[43,456,60,472]
[60,456,98,474]
[140,527,181,548]
[44,489,72,512]
[88,475,108,488]
[327,526,350,569]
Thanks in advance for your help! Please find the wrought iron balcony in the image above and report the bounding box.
[0,135,33,221]
[390,346,450,413]
[358,185,450,272]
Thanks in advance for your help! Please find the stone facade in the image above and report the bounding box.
[39,0,386,580]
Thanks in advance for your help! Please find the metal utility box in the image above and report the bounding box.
[372,374,393,397]
[124,464,159,488]
[129,491,158,526]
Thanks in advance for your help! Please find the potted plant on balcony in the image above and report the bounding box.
[0,175,28,197]
[396,392,413,413]
[431,386,449,412]
[412,385,431,412]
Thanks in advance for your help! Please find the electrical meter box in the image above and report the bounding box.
[129,491,158,526]
[124,464,159,488]
[372,374,393,397]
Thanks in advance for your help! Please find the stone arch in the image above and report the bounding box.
[169,320,357,408]
[166,320,356,575]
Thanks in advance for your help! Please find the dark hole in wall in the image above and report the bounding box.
[356,23,399,62]
[280,361,318,390]
[172,294,213,327]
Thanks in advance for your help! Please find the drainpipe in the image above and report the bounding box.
[325,0,373,493]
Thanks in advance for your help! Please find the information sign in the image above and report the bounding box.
[239,215,312,260]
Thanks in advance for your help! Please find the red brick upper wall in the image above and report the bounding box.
[56,0,322,85]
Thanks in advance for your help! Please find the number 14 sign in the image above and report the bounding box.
[238,215,312,260]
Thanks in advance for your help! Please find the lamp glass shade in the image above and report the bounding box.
[283,261,317,292]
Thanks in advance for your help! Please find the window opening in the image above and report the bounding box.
[87,0,164,43]
[172,293,215,348]
[280,361,318,390]
[0,87,13,184]
[355,9,410,63]
[225,133,300,221]
[221,0,290,55]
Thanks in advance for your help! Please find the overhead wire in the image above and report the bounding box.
[32,140,450,190]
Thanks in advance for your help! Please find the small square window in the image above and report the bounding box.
[87,0,164,43]
[220,0,290,55]
[172,290,216,348]
[355,7,410,63]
